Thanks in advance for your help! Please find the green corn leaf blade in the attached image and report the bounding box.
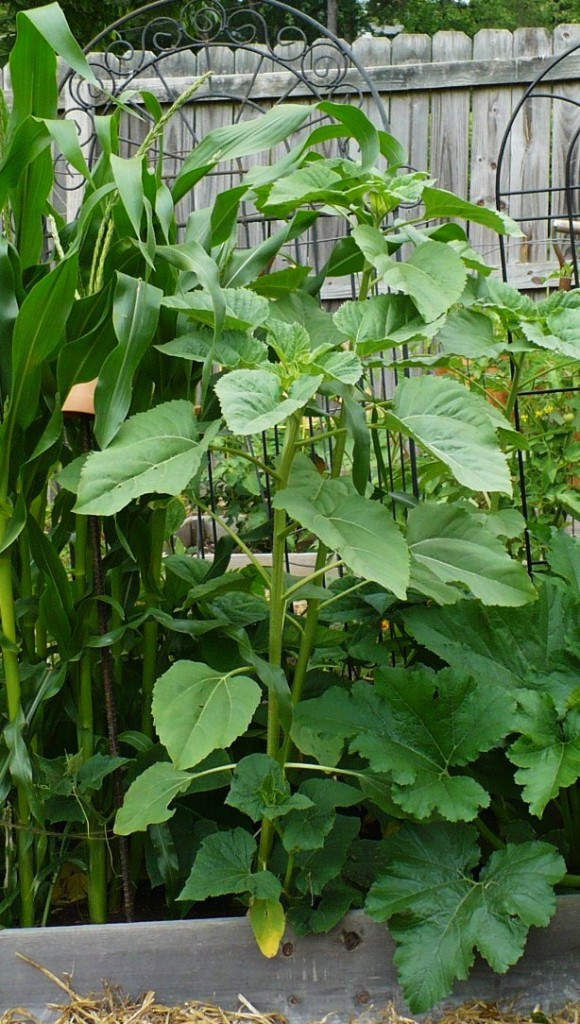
[7,10,62,267]
[93,274,163,448]
[74,402,220,516]
[152,661,262,770]
[317,101,380,171]
[172,104,313,202]
[0,118,52,206]
[210,184,248,246]
[508,694,580,816]
[422,187,523,236]
[9,254,78,429]
[110,154,145,238]
[156,242,225,340]
[26,515,74,622]
[226,753,313,823]
[273,454,410,600]
[43,118,93,184]
[178,827,281,901]
[4,710,44,820]
[378,130,408,167]
[386,375,513,494]
[365,822,565,1013]
[223,212,317,288]
[0,494,26,555]
[214,369,323,435]
[17,3,100,86]
[407,504,536,607]
[347,668,514,820]
[404,579,580,712]
[115,761,194,834]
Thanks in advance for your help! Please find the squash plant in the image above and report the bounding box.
[0,2,577,1012]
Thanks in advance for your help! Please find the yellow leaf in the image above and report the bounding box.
[249,898,285,958]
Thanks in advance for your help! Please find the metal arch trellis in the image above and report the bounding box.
[495,45,580,567]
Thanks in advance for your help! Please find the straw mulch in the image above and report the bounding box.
[1,956,579,1024]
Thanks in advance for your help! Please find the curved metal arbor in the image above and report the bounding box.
[496,39,580,288]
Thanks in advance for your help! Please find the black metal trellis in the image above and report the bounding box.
[496,46,580,569]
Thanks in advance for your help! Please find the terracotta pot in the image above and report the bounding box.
[61,379,98,416]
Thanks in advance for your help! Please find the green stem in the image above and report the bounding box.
[474,816,505,851]
[141,506,167,740]
[283,558,344,602]
[0,552,35,926]
[18,528,36,664]
[257,415,301,870]
[87,824,108,923]
[195,499,272,586]
[74,514,89,604]
[504,353,526,423]
[210,444,277,479]
[559,873,580,888]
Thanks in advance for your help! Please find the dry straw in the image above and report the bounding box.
[2,957,580,1024]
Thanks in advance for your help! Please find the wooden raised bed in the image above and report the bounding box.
[1,899,579,1021]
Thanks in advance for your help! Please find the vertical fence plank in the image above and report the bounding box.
[506,28,553,268]
[388,32,431,177]
[430,31,472,200]
[469,29,514,264]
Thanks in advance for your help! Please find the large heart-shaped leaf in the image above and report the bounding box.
[152,661,261,770]
[74,401,219,516]
[508,693,580,816]
[404,579,580,710]
[114,761,193,834]
[94,274,163,448]
[214,369,322,434]
[347,668,514,820]
[353,228,466,321]
[385,375,513,494]
[178,828,281,901]
[273,454,409,599]
[365,823,565,1013]
[407,504,536,606]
